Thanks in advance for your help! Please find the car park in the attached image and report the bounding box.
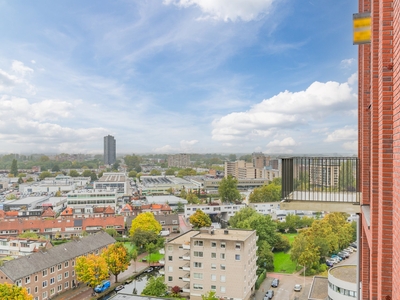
[271,278,279,288]
[294,284,302,292]
[326,260,334,267]
[331,255,342,262]
[264,290,274,299]
[341,251,350,258]
[337,252,346,260]
[345,247,353,253]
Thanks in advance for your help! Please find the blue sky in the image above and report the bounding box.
[0,0,358,155]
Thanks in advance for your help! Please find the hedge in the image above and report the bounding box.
[255,269,267,290]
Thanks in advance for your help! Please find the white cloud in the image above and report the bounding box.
[180,139,198,151]
[340,58,356,69]
[11,60,34,76]
[267,137,296,147]
[212,76,357,142]
[324,126,357,143]
[163,0,276,22]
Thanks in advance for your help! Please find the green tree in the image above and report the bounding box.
[218,175,241,203]
[339,161,356,191]
[129,212,162,236]
[176,201,184,212]
[39,171,52,180]
[18,176,24,184]
[228,154,237,161]
[186,192,200,204]
[105,228,120,237]
[274,234,290,251]
[177,168,197,177]
[257,240,274,273]
[130,249,138,272]
[141,276,167,297]
[130,229,160,250]
[165,169,175,175]
[10,159,18,177]
[0,283,33,299]
[202,291,220,300]
[145,243,157,265]
[125,154,142,172]
[150,169,161,176]
[189,209,212,228]
[52,164,60,172]
[18,232,39,239]
[248,180,281,203]
[102,242,131,283]
[239,154,252,162]
[5,194,16,200]
[75,254,109,292]
[290,233,308,265]
[69,169,80,177]
[112,161,120,171]
[128,170,137,178]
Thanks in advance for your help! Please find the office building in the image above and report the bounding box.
[104,135,116,165]
[163,228,257,300]
[167,154,191,168]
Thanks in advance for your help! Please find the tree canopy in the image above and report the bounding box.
[10,159,18,177]
[102,242,131,283]
[249,178,281,203]
[129,212,162,236]
[0,283,32,300]
[189,209,212,228]
[75,253,109,289]
[69,169,80,177]
[142,276,167,297]
[202,291,220,300]
[218,175,241,203]
[39,171,52,180]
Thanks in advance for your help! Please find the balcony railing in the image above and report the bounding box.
[182,263,190,271]
[183,274,190,282]
[182,253,190,260]
[159,248,165,255]
[182,284,190,293]
[282,157,360,203]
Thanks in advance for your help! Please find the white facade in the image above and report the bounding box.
[0,237,49,258]
[328,265,357,299]
[66,189,117,211]
[185,204,246,222]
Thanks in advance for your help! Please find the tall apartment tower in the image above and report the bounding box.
[358,0,399,298]
[163,228,257,300]
[167,154,190,168]
[103,135,116,165]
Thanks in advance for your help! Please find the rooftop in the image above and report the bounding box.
[308,276,328,300]
[98,173,126,182]
[329,265,357,284]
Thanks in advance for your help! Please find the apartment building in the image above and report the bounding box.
[0,232,115,300]
[95,172,130,195]
[163,228,257,300]
[104,135,116,165]
[66,189,118,211]
[185,204,246,223]
[167,154,191,168]
[0,236,52,258]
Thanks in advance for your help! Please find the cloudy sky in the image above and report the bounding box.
[0,0,358,155]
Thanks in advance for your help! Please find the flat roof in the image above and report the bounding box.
[6,196,48,205]
[308,276,328,299]
[168,231,199,245]
[146,195,187,205]
[329,265,357,284]
[98,173,126,182]
[195,228,254,241]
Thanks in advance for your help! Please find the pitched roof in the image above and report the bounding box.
[41,207,56,218]
[60,207,73,216]
[104,206,114,214]
[121,204,133,212]
[0,231,115,281]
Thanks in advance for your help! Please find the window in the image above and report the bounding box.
[35,275,38,282]
[220,275,226,282]
[42,291,47,299]
[43,269,48,277]
[27,288,31,295]
[194,262,203,268]
[58,274,62,281]
[194,240,203,246]
[50,266,55,273]
[168,266,173,272]
[235,243,241,250]
[211,274,216,281]
[220,253,225,259]
[235,254,241,261]
[64,281,69,288]
[25,276,31,284]
[211,264,216,270]
[35,287,38,293]
[72,270,75,277]
[194,251,203,257]
[211,253,216,259]
[220,286,226,293]
[168,246,173,251]
[193,273,203,279]
[64,272,69,278]
[58,264,62,270]
[168,256,173,261]
[57,285,62,292]
[16,280,22,287]
[193,284,203,290]
[50,288,55,296]
[211,285,216,291]
[64,261,69,268]
[72,261,75,267]
[220,242,226,249]
[220,264,225,270]
[42,281,48,288]
[211,242,216,247]
[168,276,173,282]
[50,278,55,285]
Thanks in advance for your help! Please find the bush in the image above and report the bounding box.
[255,269,267,290]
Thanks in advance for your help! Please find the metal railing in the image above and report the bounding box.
[282,157,359,203]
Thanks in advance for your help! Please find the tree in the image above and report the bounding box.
[186,192,200,204]
[39,171,52,180]
[5,194,16,200]
[130,229,160,250]
[150,169,161,176]
[228,154,237,162]
[189,209,212,228]
[18,232,39,239]
[0,283,33,299]
[202,291,220,300]
[218,175,241,203]
[130,249,138,272]
[105,228,120,237]
[176,201,184,212]
[256,240,274,273]
[102,242,131,283]
[75,254,109,292]
[145,243,157,265]
[10,159,18,177]
[52,164,60,172]
[248,180,281,203]
[18,176,23,184]
[166,187,173,195]
[165,169,175,175]
[177,168,197,177]
[55,190,62,197]
[69,170,80,177]
[129,212,162,236]
[141,276,167,297]
[128,170,137,178]
[112,161,120,171]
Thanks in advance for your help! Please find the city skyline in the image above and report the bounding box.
[0,1,357,154]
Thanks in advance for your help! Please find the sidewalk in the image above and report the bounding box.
[52,252,152,300]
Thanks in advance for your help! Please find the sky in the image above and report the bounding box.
[0,0,358,155]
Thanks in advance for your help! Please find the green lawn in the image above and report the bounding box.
[123,242,136,252]
[284,233,298,245]
[272,233,299,274]
[142,252,164,263]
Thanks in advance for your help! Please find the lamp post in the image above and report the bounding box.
[303,265,306,288]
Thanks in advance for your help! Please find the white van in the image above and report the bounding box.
[160,230,170,237]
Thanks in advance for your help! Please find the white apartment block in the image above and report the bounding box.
[66,189,117,211]
[163,228,258,300]
[94,172,129,195]
[185,204,246,223]
[248,202,280,217]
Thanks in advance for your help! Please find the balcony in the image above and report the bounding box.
[183,274,190,282]
[281,157,360,213]
[182,283,190,293]
[182,263,190,271]
[182,242,190,250]
[159,248,165,255]
[159,268,165,275]
[182,252,190,260]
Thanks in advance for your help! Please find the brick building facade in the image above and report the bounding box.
[358,0,399,299]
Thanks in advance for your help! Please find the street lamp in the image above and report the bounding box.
[303,265,306,288]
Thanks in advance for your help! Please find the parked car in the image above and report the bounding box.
[271,278,280,288]
[345,247,353,253]
[341,251,350,258]
[337,252,347,260]
[331,255,343,262]
[264,290,274,299]
[94,280,111,293]
[350,242,357,248]
[294,284,302,292]
[326,260,335,267]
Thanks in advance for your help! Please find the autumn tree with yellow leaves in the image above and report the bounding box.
[0,283,32,300]
[189,209,211,229]
[75,253,109,292]
[102,242,131,283]
[129,212,162,236]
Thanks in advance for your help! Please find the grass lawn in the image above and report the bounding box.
[283,233,298,245]
[123,242,136,252]
[142,252,164,263]
[272,233,299,274]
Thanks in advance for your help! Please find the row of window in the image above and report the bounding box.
[192,252,241,261]
[32,281,71,300]
[17,262,74,286]
[328,281,357,297]
[192,240,241,249]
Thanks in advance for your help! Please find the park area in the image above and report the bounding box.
[273,233,301,274]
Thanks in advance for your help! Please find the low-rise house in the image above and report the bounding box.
[0,231,115,300]
[0,236,52,258]
[154,214,179,233]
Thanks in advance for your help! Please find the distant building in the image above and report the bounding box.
[184,203,246,224]
[167,154,191,168]
[67,189,118,211]
[94,172,130,195]
[104,135,116,165]
[0,236,52,258]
